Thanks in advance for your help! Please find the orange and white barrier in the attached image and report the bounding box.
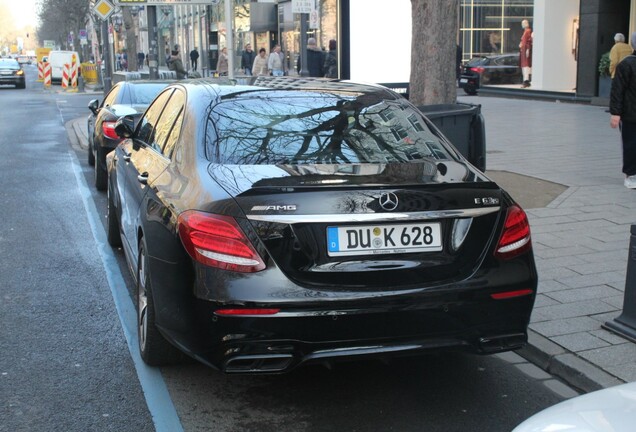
[61,63,69,89]
[37,61,44,82]
[43,62,51,87]
[70,62,78,88]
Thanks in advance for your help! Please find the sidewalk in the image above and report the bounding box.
[459,95,636,392]
[69,93,635,393]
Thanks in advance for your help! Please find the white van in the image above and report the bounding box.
[48,50,80,83]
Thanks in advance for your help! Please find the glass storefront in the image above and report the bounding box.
[460,0,534,61]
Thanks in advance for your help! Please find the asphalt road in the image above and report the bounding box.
[1,65,576,432]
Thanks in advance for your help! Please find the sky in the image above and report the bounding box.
[3,0,38,29]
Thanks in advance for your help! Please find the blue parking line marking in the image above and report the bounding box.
[68,147,184,432]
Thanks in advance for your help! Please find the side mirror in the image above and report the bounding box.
[88,99,99,115]
[114,115,136,139]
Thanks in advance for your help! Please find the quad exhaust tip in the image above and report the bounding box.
[224,354,294,373]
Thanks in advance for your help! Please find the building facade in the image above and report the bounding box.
[114,0,636,98]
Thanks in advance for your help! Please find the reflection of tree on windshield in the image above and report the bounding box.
[206,90,450,165]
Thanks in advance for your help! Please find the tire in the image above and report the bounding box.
[87,129,95,166]
[464,85,477,96]
[137,239,183,366]
[106,183,122,247]
[16,82,25,89]
[94,146,107,191]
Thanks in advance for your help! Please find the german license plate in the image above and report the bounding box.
[459,78,468,84]
[327,223,442,256]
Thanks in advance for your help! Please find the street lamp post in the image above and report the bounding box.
[147,6,159,79]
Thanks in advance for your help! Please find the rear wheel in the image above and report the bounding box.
[463,85,477,96]
[94,146,107,191]
[87,129,95,166]
[106,183,121,247]
[137,239,183,366]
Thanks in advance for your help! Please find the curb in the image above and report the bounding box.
[517,330,623,393]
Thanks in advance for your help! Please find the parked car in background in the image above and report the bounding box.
[106,77,537,373]
[459,54,521,95]
[87,80,173,190]
[513,381,636,432]
[0,58,26,89]
[16,55,31,65]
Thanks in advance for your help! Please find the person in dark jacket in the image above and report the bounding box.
[610,31,636,189]
[168,49,188,79]
[189,48,199,71]
[296,37,324,77]
[241,44,256,76]
[323,39,337,78]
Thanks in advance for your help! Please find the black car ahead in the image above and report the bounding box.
[107,77,537,373]
[87,80,172,190]
[0,58,26,89]
[459,54,521,95]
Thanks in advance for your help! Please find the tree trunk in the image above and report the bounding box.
[410,0,458,106]
[122,8,138,71]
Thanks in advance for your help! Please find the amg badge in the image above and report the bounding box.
[251,205,297,211]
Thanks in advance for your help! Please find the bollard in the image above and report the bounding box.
[603,224,636,342]
[78,75,85,93]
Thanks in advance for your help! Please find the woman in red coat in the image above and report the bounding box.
[519,19,532,88]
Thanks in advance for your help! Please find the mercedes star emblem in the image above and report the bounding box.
[379,192,399,211]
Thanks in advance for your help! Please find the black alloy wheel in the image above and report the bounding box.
[137,239,183,366]
[94,146,107,191]
[87,129,95,166]
[106,182,122,247]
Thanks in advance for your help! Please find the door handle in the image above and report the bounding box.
[137,172,149,185]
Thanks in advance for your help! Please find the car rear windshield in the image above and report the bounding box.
[205,90,455,165]
[466,57,487,67]
[128,83,170,105]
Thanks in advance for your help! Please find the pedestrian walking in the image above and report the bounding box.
[241,43,256,76]
[190,47,199,72]
[610,33,632,79]
[609,31,636,189]
[323,39,338,78]
[252,48,269,76]
[296,37,324,77]
[137,52,145,70]
[268,45,284,76]
[216,47,229,76]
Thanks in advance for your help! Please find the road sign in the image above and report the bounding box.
[94,0,115,20]
[292,0,312,14]
[44,40,56,49]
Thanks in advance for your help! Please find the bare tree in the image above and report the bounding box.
[121,7,138,71]
[38,0,90,55]
[409,0,458,105]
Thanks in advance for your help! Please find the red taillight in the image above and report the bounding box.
[102,121,119,140]
[178,210,266,273]
[495,205,531,260]
[490,289,534,300]
[215,309,280,316]
[470,67,485,74]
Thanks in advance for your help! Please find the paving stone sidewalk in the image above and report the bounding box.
[459,95,636,391]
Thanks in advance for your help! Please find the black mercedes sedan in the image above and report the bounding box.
[459,54,521,95]
[87,80,172,190]
[107,77,537,373]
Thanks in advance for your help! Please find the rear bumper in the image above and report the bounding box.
[150,258,535,373]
